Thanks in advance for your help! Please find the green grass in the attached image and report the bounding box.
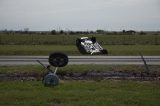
[0,45,79,55]
[0,33,159,55]
[106,45,160,56]
[0,33,160,45]
[0,65,159,75]
[0,45,160,55]
[0,80,160,106]
[0,65,159,105]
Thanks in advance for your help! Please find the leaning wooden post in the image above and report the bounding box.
[139,53,150,74]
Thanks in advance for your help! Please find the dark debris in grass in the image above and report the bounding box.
[0,70,160,81]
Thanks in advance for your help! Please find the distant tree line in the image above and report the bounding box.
[0,29,160,35]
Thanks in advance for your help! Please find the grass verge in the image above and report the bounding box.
[0,45,160,55]
[0,33,160,45]
[0,80,160,106]
[0,65,159,75]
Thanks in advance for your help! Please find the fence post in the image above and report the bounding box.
[139,53,150,74]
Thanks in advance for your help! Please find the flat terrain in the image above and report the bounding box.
[0,80,159,106]
[0,33,160,55]
[0,33,159,106]
[0,45,160,55]
[0,33,160,45]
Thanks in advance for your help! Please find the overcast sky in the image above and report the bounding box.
[0,0,160,31]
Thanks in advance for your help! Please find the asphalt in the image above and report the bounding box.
[0,56,160,65]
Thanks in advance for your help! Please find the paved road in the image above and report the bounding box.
[0,56,160,65]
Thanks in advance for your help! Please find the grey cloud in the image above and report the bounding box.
[0,0,159,31]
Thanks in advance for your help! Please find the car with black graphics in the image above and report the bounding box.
[76,37,108,55]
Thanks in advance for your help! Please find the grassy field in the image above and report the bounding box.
[0,45,160,55]
[0,33,160,45]
[0,33,159,106]
[0,80,160,106]
[0,33,159,55]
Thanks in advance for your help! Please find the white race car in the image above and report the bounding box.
[76,37,108,55]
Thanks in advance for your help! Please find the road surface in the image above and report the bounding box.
[0,56,160,65]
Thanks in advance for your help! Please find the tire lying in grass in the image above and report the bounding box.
[49,52,68,67]
[91,37,96,43]
[42,73,59,86]
[100,49,108,54]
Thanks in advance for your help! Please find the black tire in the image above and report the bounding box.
[76,38,81,46]
[49,52,68,67]
[91,37,96,43]
[43,73,59,86]
[101,49,108,55]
